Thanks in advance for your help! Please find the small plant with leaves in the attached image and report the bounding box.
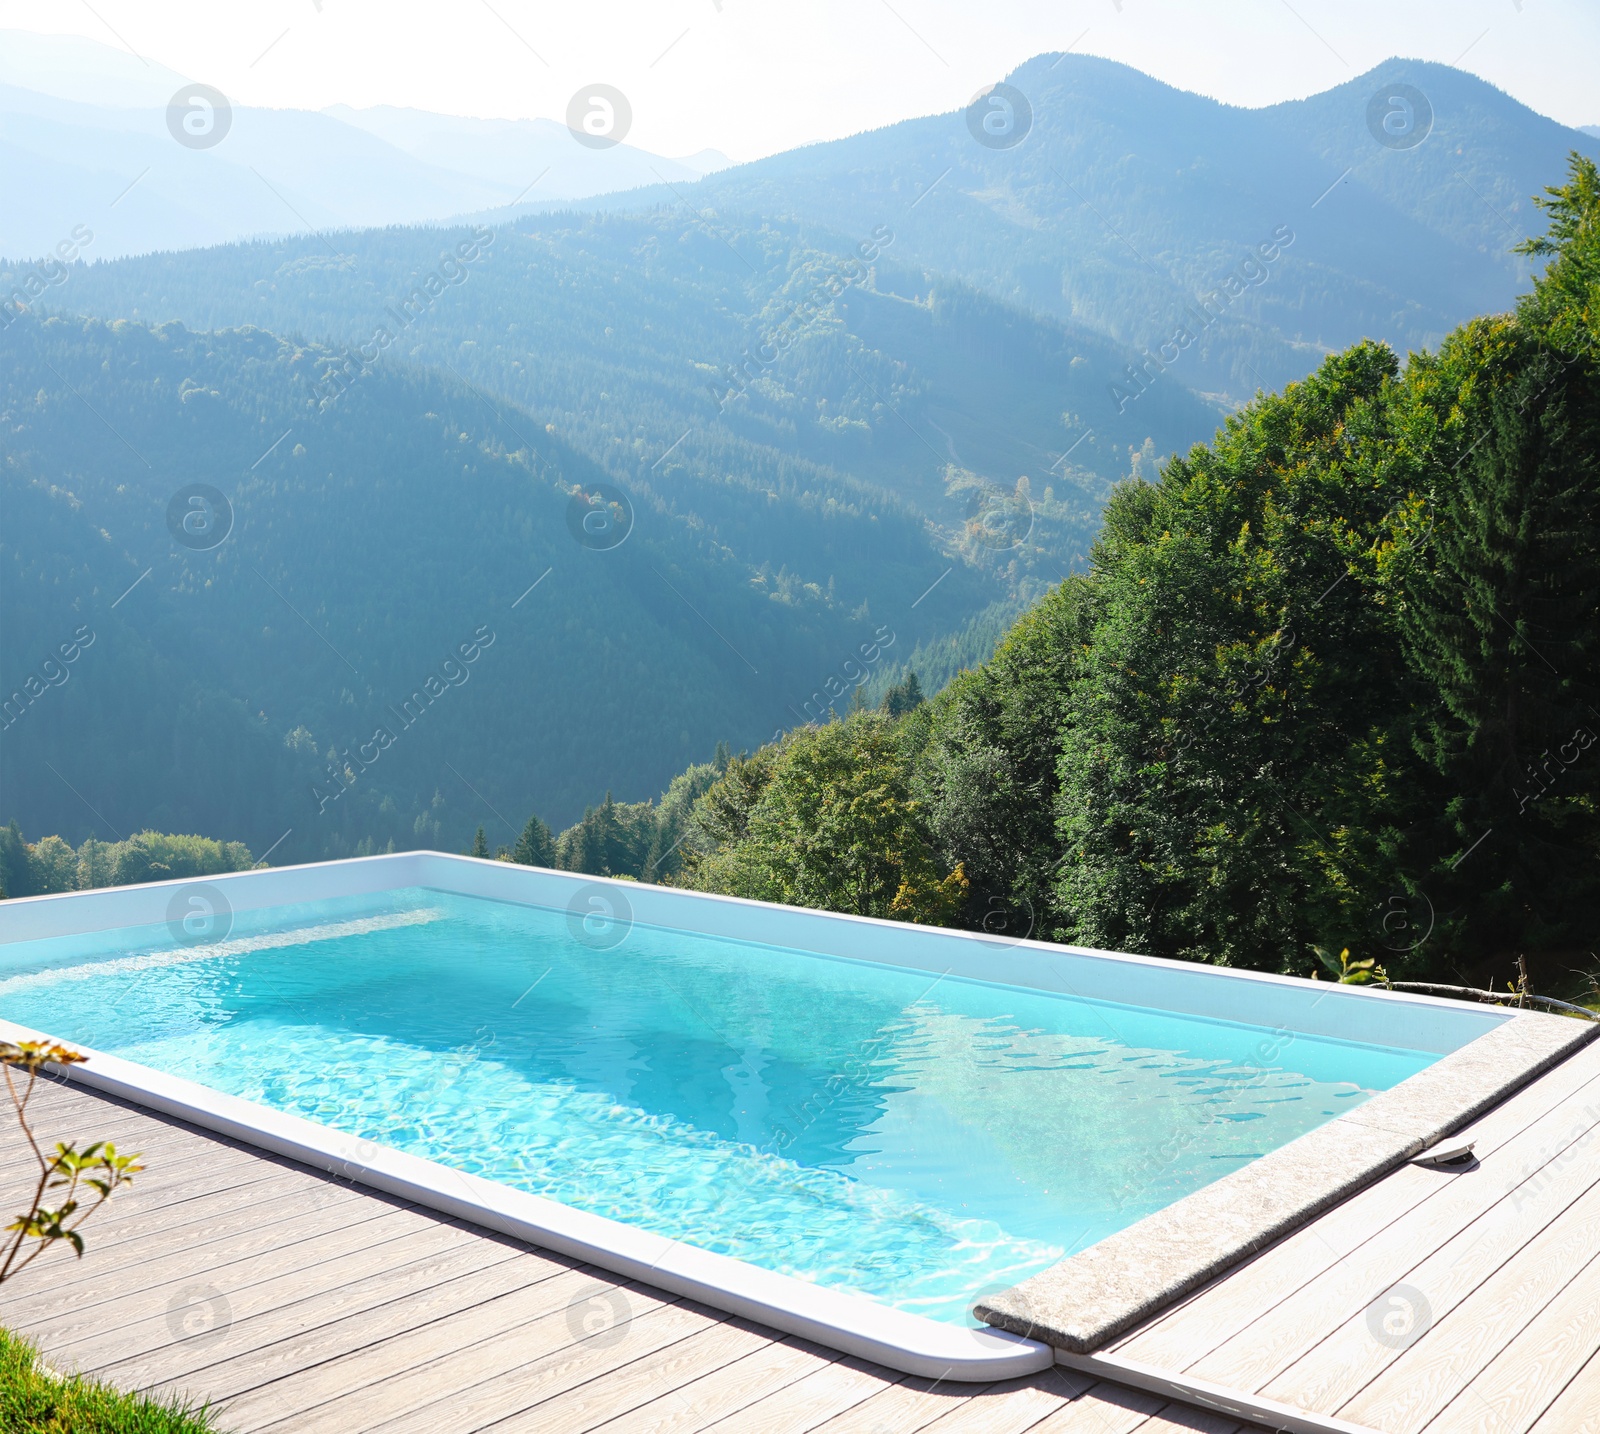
[1310,945,1389,985]
[0,1040,142,1285]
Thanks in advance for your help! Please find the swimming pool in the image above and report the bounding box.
[0,852,1542,1379]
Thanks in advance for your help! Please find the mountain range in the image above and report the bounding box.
[0,30,728,262]
[2,40,1594,860]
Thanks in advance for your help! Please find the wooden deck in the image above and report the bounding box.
[1,1036,1597,1433]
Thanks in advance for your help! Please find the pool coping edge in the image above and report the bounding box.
[974,1008,1598,1354]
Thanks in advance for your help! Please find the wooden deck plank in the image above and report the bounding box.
[7,1200,431,1346]
[589,1338,833,1433]
[1023,1378,1168,1433]
[1128,1405,1257,1434]
[1183,1073,1600,1394]
[0,1166,331,1303]
[909,1369,1094,1433]
[1,1084,277,1174]
[87,1232,527,1399]
[809,1372,998,1434]
[1424,1245,1600,1434]
[27,1163,356,1251]
[44,1215,483,1375]
[270,1290,714,1434]
[479,1317,778,1434]
[1116,1044,1600,1370]
[699,1355,902,1432]
[1527,1345,1600,1434]
[124,1247,563,1415]
[1305,1177,1600,1429]
[204,1263,630,1429]
[0,1128,294,1222]
[0,1173,371,1312]
[0,1109,228,1176]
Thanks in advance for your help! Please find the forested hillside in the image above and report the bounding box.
[3,202,1228,855]
[0,309,1011,859]
[652,156,1600,981]
[27,209,1218,569]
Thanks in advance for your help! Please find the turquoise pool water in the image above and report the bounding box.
[0,887,1438,1323]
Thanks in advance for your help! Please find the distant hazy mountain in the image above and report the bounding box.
[0,30,725,262]
[325,104,730,196]
[1581,125,1600,139]
[0,28,192,109]
[668,55,1600,401]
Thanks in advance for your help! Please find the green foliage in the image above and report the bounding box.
[0,822,28,900]
[1,1042,142,1286]
[510,814,556,869]
[879,671,924,717]
[469,826,490,860]
[0,1327,214,1433]
[1050,340,1417,970]
[681,713,967,924]
[554,793,656,880]
[0,827,253,899]
[640,762,720,882]
[1381,309,1600,956]
[914,578,1089,935]
[1310,946,1387,985]
[1516,153,1600,351]
[667,160,1600,975]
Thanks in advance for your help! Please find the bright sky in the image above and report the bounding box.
[2,0,1594,160]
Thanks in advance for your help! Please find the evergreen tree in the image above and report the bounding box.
[470,826,490,859]
[1384,160,1600,956]
[1050,341,1413,971]
[556,793,655,878]
[880,672,925,717]
[511,814,557,868]
[916,580,1089,935]
[642,762,719,883]
[1515,153,1600,353]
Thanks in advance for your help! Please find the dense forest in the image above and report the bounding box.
[0,308,1011,859]
[658,157,1599,981]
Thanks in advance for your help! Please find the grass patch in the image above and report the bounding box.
[0,1328,217,1433]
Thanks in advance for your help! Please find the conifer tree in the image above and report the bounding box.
[511,814,557,868]
[881,672,925,717]
[470,826,490,859]
[1387,155,1600,954]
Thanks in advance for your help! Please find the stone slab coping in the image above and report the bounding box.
[976,1009,1598,1354]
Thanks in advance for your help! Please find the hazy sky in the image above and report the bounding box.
[2,0,1594,160]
